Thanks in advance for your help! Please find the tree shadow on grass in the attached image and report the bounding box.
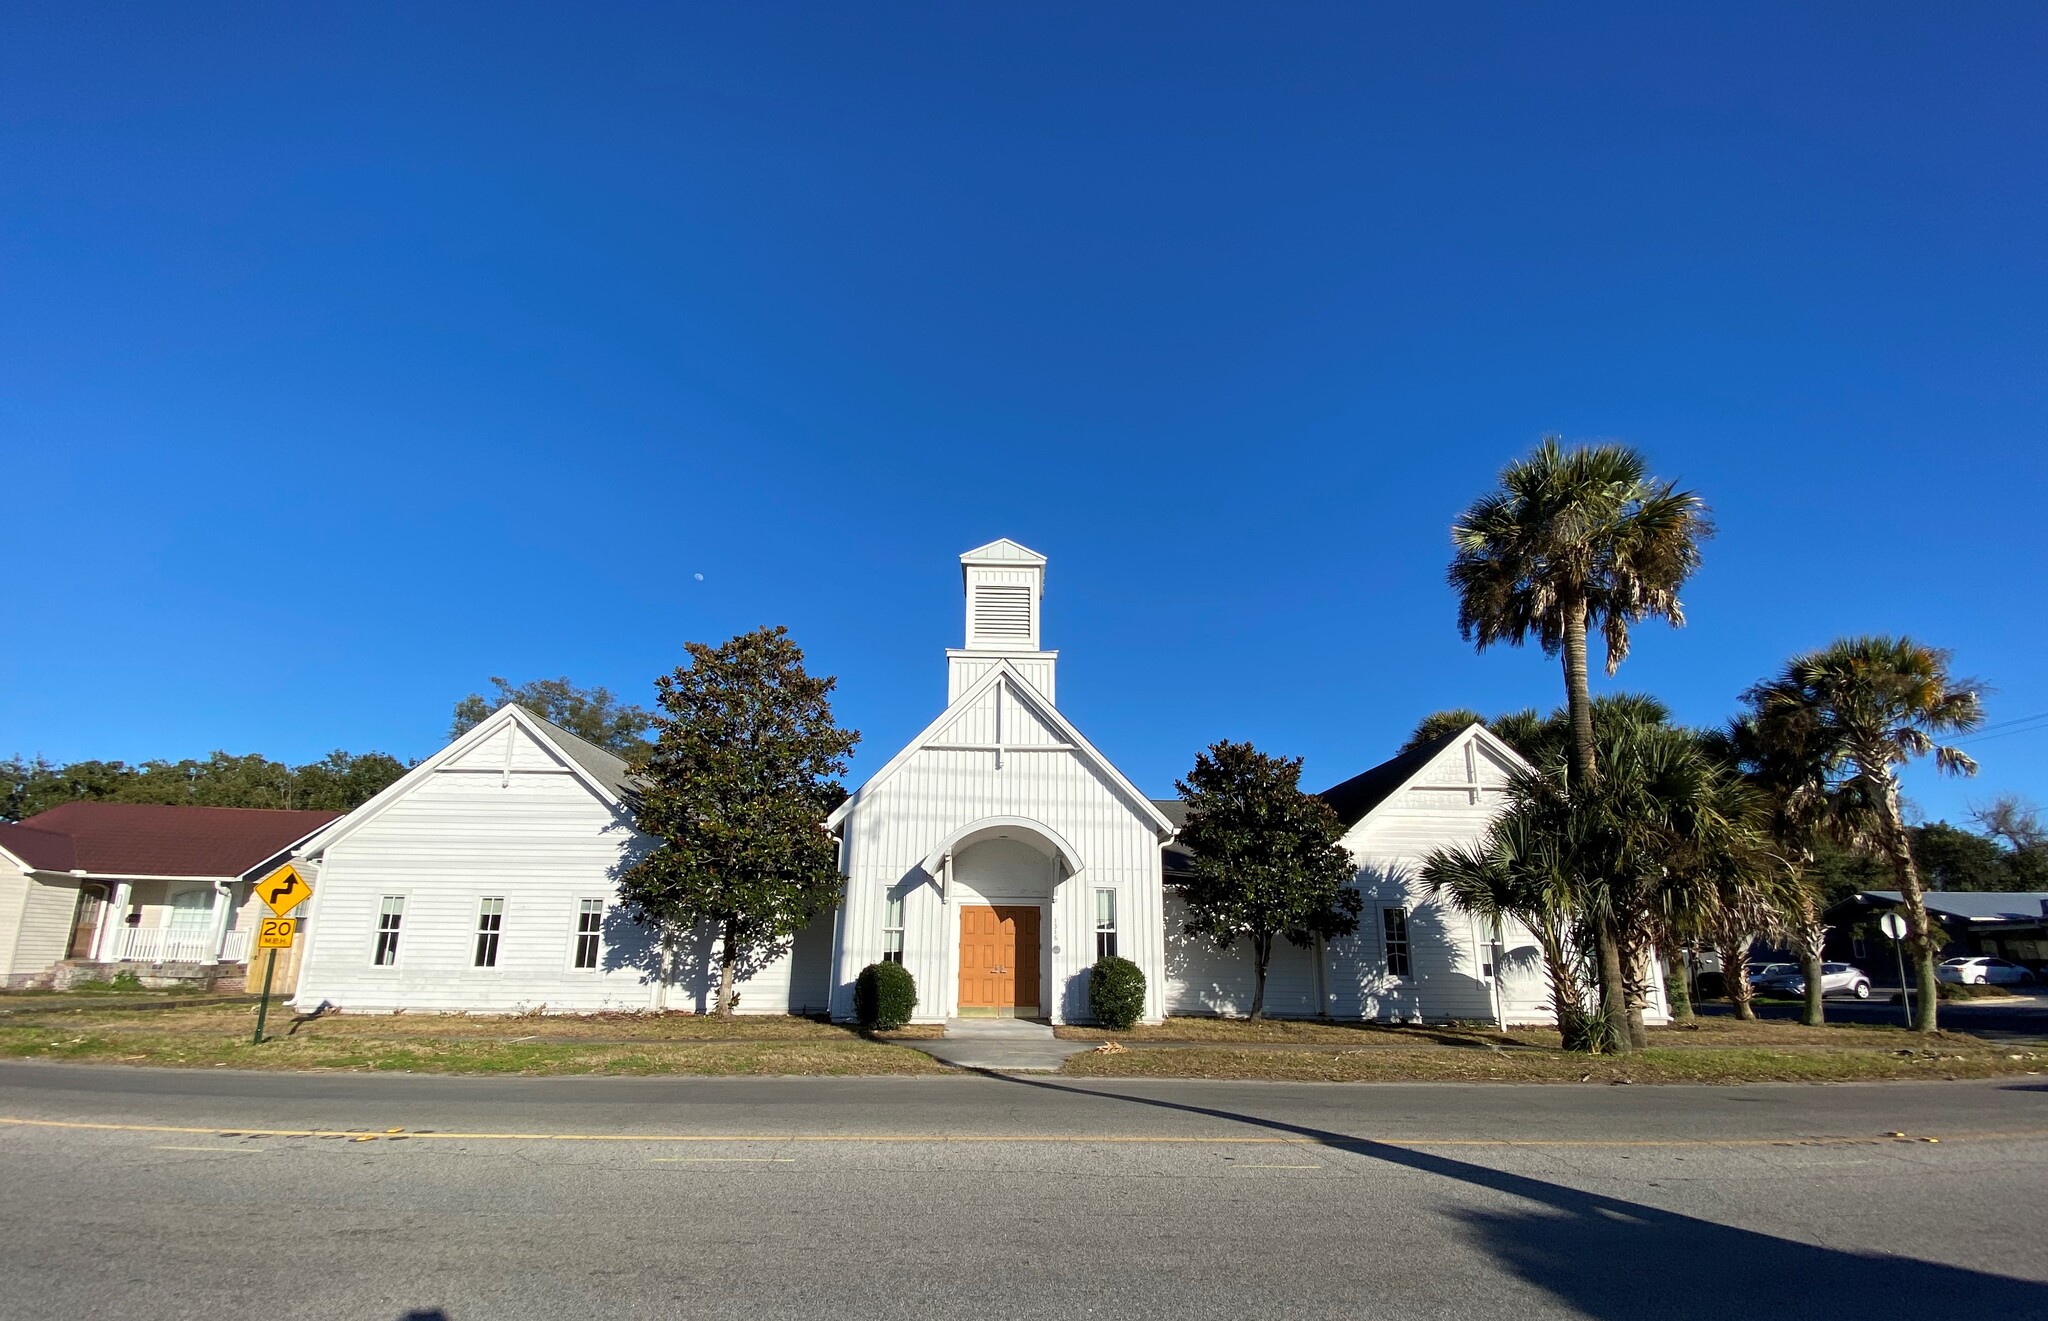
[978,1071,2047,1319]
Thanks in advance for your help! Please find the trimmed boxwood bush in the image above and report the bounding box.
[855,960,918,1031]
[1089,955,1146,1030]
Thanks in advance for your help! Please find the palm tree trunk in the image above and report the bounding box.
[1249,931,1270,1021]
[1797,917,1826,1028]
[1561,595,1599,790]
[1876,777,1940,1033]
[1537,920,1594,1051]
[716,918,739,1017]
[1623,944,1650,1050]
[1595,919,1630,1052]
[1666,951,1695,1026]
[1719,936,1756,1021]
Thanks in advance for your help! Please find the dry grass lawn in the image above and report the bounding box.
[0,1003,945,1076]
[1058,1014,2046,1083]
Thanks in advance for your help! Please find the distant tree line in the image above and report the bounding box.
[1,750,411,821]
[3,675,664,825]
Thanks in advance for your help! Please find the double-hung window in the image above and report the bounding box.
[1383,906,1411,978]
[574,899,604,970]
[373,896,405,967]
[474,897,505,968]
[881,896,905,964]
[1094,889,1118,960]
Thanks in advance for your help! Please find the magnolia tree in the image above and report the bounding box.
[1174,741,1360,1020]
[618,627,857,1016]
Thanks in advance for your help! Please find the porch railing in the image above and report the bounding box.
[220,928,252,964]
[108,927,225,965]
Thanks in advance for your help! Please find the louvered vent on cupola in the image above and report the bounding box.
[973,584,1033,639]
[958,538,1046,652]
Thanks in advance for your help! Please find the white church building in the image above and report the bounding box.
[290,538,1661,1028]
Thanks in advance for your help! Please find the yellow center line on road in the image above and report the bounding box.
[6,1117,2046,1149]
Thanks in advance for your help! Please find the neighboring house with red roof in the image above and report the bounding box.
[0,802,339,988]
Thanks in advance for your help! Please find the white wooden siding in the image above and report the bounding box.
[835,671,1167,1025]
[9,878,77,976]
[1325,729,1668,1027]
[0,869,30,975]
[1162,893,1321,1017]
[296,717,803,1015]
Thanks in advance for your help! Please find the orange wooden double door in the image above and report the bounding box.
[957,905,1041,1016]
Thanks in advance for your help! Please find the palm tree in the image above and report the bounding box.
[1421,810,1595,1051]
[1449,439,1713,789]
[1449,439,1711,1045]
[1746,637,1984,1032]
[1709,713,1835,1027]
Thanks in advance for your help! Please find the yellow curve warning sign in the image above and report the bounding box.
[256,863,313,918]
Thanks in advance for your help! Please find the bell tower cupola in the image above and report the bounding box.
[948,538,1058,702]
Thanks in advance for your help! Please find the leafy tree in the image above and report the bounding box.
[1746,636,1984,1032]
[291,751,411,811]
[1174,741,1361,1019]
[1448,440,1712,1046]
[617,628,857,1016]
[1910,822,2018,892]
[451,675,656,763]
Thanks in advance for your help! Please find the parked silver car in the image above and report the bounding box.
[1936,956,2038,986]
[1745,962,1796,989]
[1757,962,1874,1000]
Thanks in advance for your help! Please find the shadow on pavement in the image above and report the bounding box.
[980,1071,2047,1319]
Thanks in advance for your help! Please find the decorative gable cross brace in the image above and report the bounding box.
[923,675,1077,770]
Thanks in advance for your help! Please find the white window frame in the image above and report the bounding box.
[571,898,605,972]
[1094,888,1118,961]
[473,896,505,969]
[881,895,905,964]
[1382,906,1412,979]
[372,894,407,969]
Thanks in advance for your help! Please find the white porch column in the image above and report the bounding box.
[94,882,133,961]
[207,881,236,963]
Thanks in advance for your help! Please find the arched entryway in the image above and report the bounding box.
[923,818,1081,1020]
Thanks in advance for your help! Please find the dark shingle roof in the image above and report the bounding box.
[1316,726,1469,828]
[6,802,341,878]
[0,822,77,871]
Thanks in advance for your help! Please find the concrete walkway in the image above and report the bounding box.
[908,1018,1099,1071]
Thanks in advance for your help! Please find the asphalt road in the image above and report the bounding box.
[2,1063,2045,1321]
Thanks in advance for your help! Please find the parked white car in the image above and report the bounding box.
[1936,956,2038,986]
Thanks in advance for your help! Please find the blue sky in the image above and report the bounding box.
[4,4,2043,824]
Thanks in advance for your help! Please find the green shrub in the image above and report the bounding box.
[855,961,917,1030]
[1089,955,1146,1030]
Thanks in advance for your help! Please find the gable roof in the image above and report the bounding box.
[827,658,1175,838]
[299,703,639,859]
[1317,727,1469,828]
[959,538,1046,565]
[2,802,340,878]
